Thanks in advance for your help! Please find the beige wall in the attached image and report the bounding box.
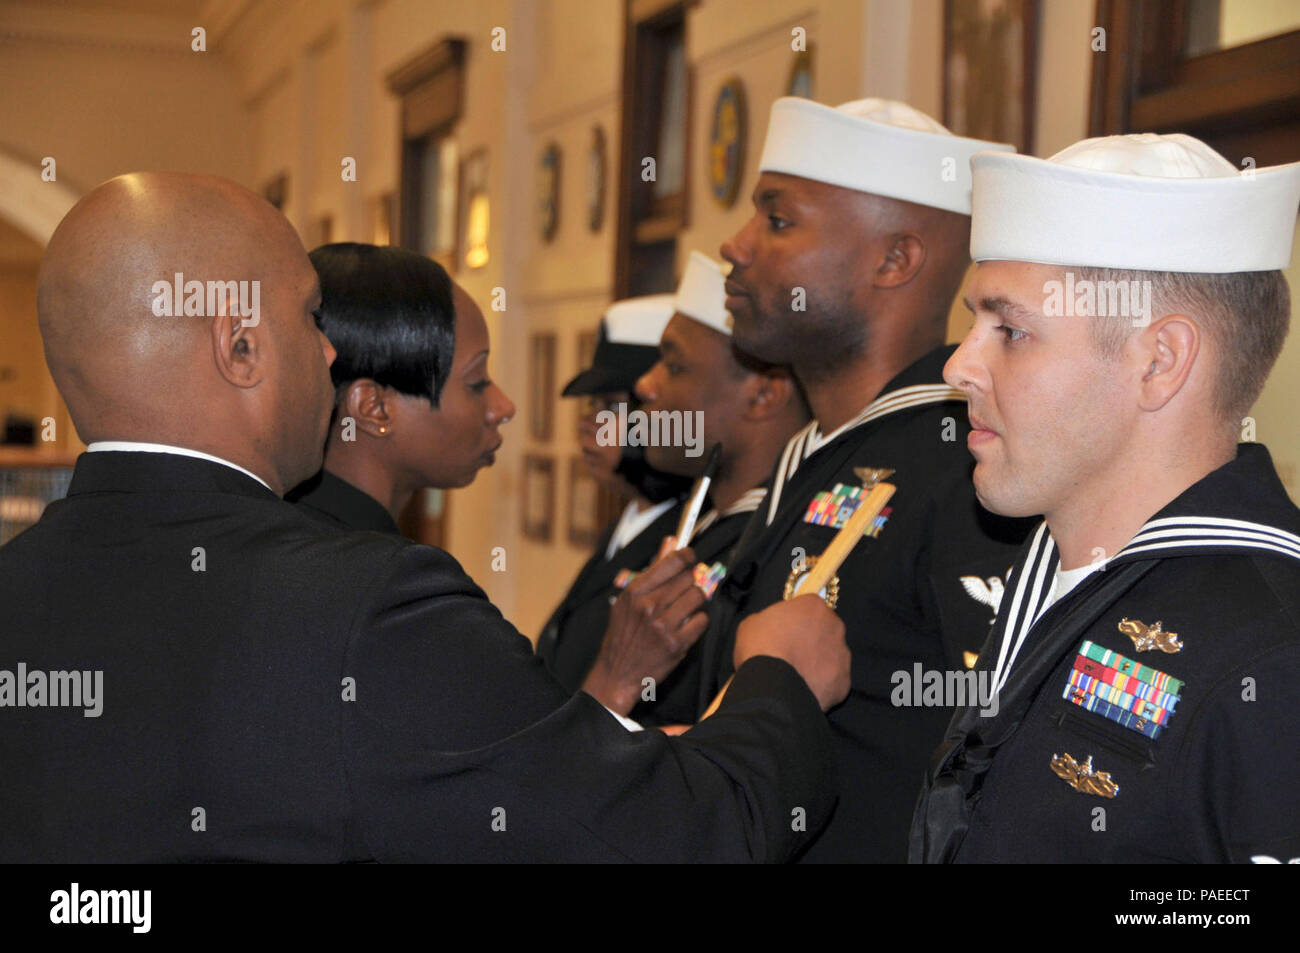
[0,0,250,452]
[0,266,58,444]
[0,3,249,195]
[1251,217,1300,496]
[0,218,71,450]
[511,0,623,633]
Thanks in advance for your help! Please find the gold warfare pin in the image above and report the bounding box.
[1049,752,1119,798]
[1118,617,1183,654]
[852,467,895,489]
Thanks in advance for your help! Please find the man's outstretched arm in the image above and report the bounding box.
[341,543,846,862]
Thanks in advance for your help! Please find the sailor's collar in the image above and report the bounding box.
[990,443,1300,690]
[766,346,964,526]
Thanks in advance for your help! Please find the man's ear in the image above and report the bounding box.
[342,379,392,437]
[211,308,263,388]
[875,233,927,289]
[743,370,796,422]
[1134,313,1200,413]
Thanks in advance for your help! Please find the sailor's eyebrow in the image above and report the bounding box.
[972,295,1041,322]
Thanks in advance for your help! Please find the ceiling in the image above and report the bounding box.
[1,0,207,15]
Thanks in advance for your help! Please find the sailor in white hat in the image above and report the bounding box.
[915,133,1300,864]
[703,97,1036,863]
[582,252,809,727]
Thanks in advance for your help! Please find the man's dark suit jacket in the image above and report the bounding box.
[0,451,834,862]
[536,499,683,692]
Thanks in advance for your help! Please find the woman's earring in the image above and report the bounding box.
[379,426,388,435]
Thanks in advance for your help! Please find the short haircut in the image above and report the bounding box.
[308,243,456,406]
[1078,267,1290,425]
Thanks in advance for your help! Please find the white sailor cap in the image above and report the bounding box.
[561,294,675,396]
[673,252,732,336]
[604,294,675,345]
[970,133,1300,272]
[757,96,1015,215]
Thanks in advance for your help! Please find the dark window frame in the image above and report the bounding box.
[1090,0,1300,164]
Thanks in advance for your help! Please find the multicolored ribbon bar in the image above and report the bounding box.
[693,561,727,600]
[1063,640,1184,740]
[803,483,891,537]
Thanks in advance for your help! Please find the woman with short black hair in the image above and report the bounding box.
[289,242,514,535]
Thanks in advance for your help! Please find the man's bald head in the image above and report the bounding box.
[38,172,336,494]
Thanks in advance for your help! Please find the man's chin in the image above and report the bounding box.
[646,449,692,478]
[730,324,782,365]
[973,472,1039,519]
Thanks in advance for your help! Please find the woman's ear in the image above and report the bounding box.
[341,379,393,437]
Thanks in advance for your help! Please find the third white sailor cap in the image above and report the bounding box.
[970,132,1300,272]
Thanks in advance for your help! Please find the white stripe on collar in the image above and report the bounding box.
[765,384,965,525]
[1119,516,1300,561]
[990,512,1300,689]
[86,441,274,492]
[990,521,1058,692]
[691,487,767,542]
[812,384,966,454]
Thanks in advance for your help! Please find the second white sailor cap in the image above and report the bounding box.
[673,252,732,336]
[970,133,1300,273]
[757,96,1015,215]
[561,294,675,396]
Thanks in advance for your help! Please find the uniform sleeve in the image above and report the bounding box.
[340,543,837,862]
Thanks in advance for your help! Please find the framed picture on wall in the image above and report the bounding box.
[459,148,489,270]
[522,455,555,543]
[529,333,556,441]
[370,192,395,246]
[537,142,561,242]
[943,0,1038,154]
[576,329,598,367]
[401,132,458,273]
[575,329,598,438]
[587,125,607,233]
[306,215,333,251]
[786,45,814,98]
[708,77,747,209]
[262,173,288,211]
[567,456,602,548]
